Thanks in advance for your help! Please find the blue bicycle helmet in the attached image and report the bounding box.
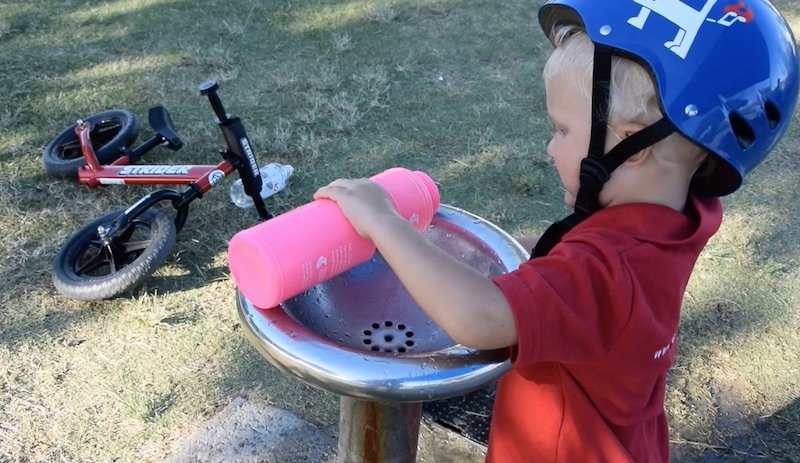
[529,0,798,258]
[539,0,799,197]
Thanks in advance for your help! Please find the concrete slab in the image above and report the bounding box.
[168,397,337,463]
[418,419,486,463]
[169,397,486,463]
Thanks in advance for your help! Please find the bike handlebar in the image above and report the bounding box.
[198,80,272,220]
[199,80,229,123]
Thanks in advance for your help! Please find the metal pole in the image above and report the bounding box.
[336,397,423,463]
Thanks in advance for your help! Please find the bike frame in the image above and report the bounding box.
[76,120,236,193]
[71,80,273,241]
[50,80,276,301]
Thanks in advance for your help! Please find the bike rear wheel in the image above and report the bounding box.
[52,207,176,301]
[43,109,139,178]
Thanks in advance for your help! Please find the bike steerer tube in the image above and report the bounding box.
[200,80,264,201]
[76,121,103,172]
[200,80,269,219]
[219,118,263,197]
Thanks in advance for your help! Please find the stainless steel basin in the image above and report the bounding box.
[236,203,528,462]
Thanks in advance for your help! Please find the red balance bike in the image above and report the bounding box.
[44,80,276,301]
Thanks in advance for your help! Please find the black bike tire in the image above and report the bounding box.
[52,207,177,301]
[42,109,139,178]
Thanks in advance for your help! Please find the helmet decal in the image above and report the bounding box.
[626,0,752,59]
[721,1,754,24]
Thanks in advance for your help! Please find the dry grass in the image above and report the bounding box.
[0,0,798,462]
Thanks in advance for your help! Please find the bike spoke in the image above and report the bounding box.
[118,223,140,242]
[117,220,153,257]
[103,245,123,274]
[75,253,106,275]
[119,239,151,255]
[74,241,112,275]
[60,139,81,160]
[72,221,155,277]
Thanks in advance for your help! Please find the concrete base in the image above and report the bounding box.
[170,397,485,463]
[168,397,337,463]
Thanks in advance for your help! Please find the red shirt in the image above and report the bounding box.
[488,197,722,462]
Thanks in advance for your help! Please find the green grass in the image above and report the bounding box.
[1,0,799,461]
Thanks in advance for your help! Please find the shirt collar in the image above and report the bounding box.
[572,196,723,245]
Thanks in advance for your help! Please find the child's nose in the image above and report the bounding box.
[546,140,557,159]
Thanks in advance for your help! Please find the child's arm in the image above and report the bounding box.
[315,178,517,350]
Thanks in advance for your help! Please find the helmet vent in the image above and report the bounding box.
[764,100,781,130]
[729,112,755,150]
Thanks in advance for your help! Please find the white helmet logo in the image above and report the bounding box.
[626,0,752,59]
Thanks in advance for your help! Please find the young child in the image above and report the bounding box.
[314,0,799,461]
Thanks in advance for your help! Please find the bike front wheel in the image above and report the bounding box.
[43,109,139,178]
[52,207,176,301]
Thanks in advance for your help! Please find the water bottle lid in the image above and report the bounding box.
[413,171,440,212]
[371,168,440,232]
[229,230,285,308]
[284,164,294,177]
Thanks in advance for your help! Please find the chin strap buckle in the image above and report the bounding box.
[574,156,610,215]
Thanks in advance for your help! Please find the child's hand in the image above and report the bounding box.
[314,178,402,240]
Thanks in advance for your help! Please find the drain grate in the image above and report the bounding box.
[361,320,415,353]
[423,383,496,446]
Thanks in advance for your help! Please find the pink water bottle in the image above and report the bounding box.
[228,167,440,308]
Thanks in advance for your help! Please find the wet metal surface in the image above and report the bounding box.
[237,204,526,402]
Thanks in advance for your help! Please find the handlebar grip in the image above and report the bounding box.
[198,80,228,123]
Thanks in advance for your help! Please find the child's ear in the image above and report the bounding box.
[614,122,651,165]
[624,147,652,165]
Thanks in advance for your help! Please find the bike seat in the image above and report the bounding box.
[148,106,184,150]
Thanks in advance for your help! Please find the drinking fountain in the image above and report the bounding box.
[236,204,527,462]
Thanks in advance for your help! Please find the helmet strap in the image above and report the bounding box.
[531,46,676,259]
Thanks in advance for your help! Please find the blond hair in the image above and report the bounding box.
[542,25,707,168]
[543,25,661,127]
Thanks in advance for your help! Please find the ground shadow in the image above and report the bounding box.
[670,397,800,462]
